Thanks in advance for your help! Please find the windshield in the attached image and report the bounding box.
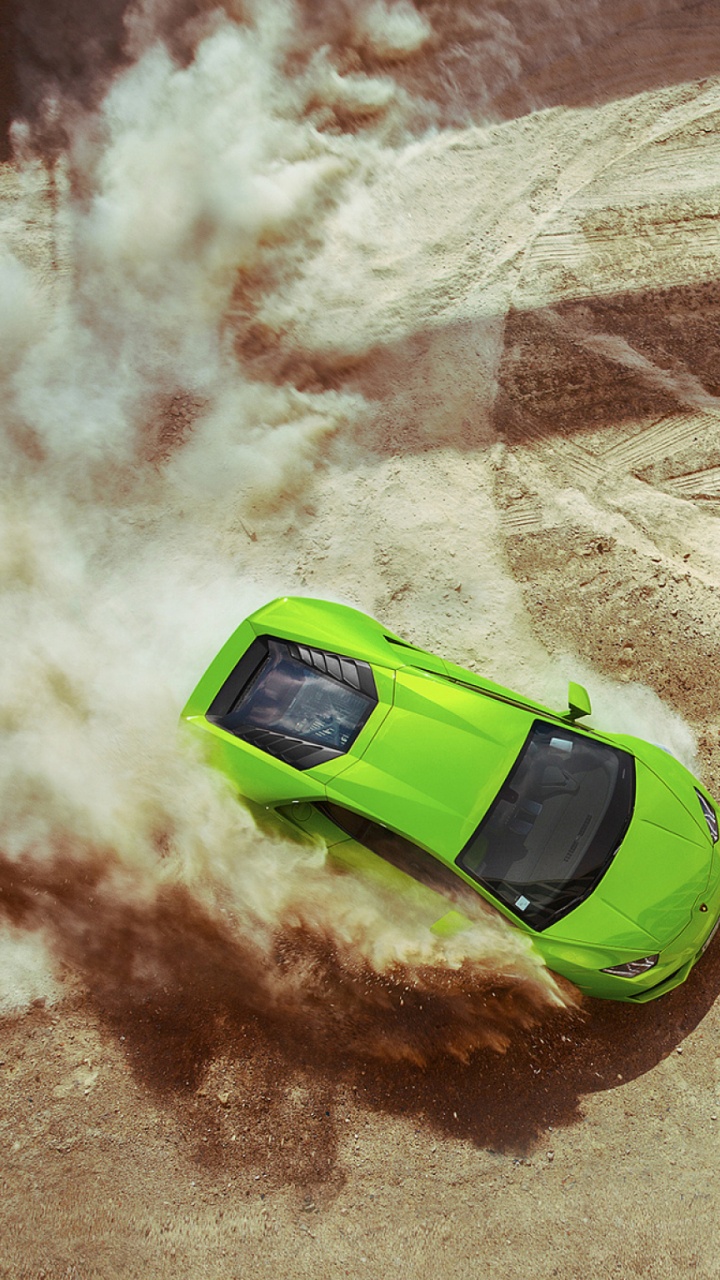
[456,721,635,930]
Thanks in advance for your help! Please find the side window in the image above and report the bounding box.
[317,801,484,918]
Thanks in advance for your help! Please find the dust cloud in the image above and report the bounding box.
[2,0,714,1068]
[0,0,596,1063]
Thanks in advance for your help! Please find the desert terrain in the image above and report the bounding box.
[3,2,720,1276]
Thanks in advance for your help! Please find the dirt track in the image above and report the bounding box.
[4,3,720,1277]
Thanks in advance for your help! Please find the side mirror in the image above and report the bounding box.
[565,680,591,723]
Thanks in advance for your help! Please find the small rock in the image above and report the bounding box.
[217,1091,230,1107]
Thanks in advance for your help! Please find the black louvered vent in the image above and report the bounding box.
[239,728,345,769]
[285,642,376,697]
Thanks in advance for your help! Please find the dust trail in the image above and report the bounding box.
[4,0,709,1061]
[0,0,584,1058]
[0,925,64,1015]
[4,0,707,1066]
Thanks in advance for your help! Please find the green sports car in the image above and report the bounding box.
[181,596,720,1002]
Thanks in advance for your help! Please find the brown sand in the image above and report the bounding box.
[4,3,720,1277]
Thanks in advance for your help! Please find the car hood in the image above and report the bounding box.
[327,669,715,951]
[326,666,535,859]
[547,758,714,950]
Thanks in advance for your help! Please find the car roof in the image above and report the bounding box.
[183,596,566,857]
[327,665,537,862]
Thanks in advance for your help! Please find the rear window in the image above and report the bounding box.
[207,637,377,770]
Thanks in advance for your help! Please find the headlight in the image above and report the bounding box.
[601,955,659,978]
[695,789,719,843]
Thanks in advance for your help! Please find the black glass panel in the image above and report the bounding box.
[208,638,377,768]
[457,721,635,931]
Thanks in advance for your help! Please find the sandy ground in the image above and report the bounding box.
[5,2,720,1277]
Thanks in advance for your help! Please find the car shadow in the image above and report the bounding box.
[240,930,720,1161]
[2,847,719,1186]
[96,923,720,1184]
[348,938,720,1154]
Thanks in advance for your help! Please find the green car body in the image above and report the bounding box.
[182,596,720,1002]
